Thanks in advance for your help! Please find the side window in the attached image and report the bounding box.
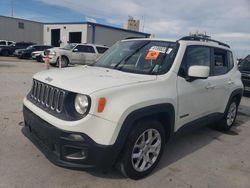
[76,45,95,53]
[33,46,39,50]
[41,46,47,50]
[0,41,6,45]
[96,47,108,54]
[227,51,234,71]
[7,42,13,45]
[179,46,210,77]
[15,43,21,47]
[211,48,228,76]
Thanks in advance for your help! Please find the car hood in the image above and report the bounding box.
[32,51,43,54]
[33,66,156,95]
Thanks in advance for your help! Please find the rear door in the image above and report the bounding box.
[209,48,234,112]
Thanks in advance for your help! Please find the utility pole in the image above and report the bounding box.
[11,0,14,17]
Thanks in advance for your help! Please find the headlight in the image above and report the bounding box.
[74,94,90,115]
[50,51,56,56]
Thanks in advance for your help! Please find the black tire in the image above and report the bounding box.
[216,98,239,131]
[118,119,165,180]
[60,56,69,67]
[2,50,9,56]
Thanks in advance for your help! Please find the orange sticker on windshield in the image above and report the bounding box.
[145,51,160,60]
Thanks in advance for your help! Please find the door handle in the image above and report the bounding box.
[205,83,215,89]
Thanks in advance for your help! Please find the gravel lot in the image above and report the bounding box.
[0,57,250,188]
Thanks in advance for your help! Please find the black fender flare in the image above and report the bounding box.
[110,103,175,164]
[224,88,243,114]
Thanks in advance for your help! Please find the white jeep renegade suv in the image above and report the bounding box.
[22,36,243,179]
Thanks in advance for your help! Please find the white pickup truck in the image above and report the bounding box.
[47,43,108,67]
[0,40,15,46]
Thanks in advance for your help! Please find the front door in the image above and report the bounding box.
[177,45,215,129]
[72,45,97,65]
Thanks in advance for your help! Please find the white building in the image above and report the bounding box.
[0,15,150,47]
[44,22,150,47]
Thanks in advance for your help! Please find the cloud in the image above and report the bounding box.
[85,16,97,23]
[36,0,250,57]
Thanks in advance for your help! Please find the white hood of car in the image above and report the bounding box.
[49,47,67,53]
[33,66,156,95]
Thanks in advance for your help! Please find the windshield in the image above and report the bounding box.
[94,40,178,75]
[63,43,77,50]
[26,45,34,50]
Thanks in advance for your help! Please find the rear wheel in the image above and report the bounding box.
[118,119,165,180]
[216,99,238,131]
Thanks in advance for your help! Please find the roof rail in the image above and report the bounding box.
[179,36,230,48]
[125,37,147,40]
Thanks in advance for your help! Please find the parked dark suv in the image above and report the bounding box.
[239,59,250,94]
[16,45,52,59]
[0,42,35,56]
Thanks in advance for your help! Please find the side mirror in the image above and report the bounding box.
[73,48,78,52]
[188,65,210,79]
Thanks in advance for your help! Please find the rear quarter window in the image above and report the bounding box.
[227,51,234,71]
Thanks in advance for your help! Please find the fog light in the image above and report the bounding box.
[65,149,87,160]
[68,134,85,142]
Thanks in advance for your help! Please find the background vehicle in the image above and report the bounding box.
[31,51,46,62]
[0,40,15,46]
[48,43,109,67]
[17,45,52,59]
[22,36,243,179]
[239,58,250,94]
[0,42,35,56]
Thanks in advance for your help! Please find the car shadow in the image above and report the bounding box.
[87,106,249,179]
[155,106,249,174]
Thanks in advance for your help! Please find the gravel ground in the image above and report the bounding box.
[0,57,250,188]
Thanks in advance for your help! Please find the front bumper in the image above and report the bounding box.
[22,106,118,170]
[49,55,57,64]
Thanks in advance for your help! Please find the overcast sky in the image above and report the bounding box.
[1,0,250,58]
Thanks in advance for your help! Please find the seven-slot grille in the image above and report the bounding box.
[30,79,66,113]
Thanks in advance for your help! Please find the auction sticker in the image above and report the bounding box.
[149,46,167,53]
[145,51,160,60]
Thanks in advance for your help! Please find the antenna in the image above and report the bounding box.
[11,0,14,17]
[142,15,145,32]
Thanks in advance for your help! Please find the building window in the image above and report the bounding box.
[18,22,24,29]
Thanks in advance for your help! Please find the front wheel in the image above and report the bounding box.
[60,56,69,67]
[118,119,165,180]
